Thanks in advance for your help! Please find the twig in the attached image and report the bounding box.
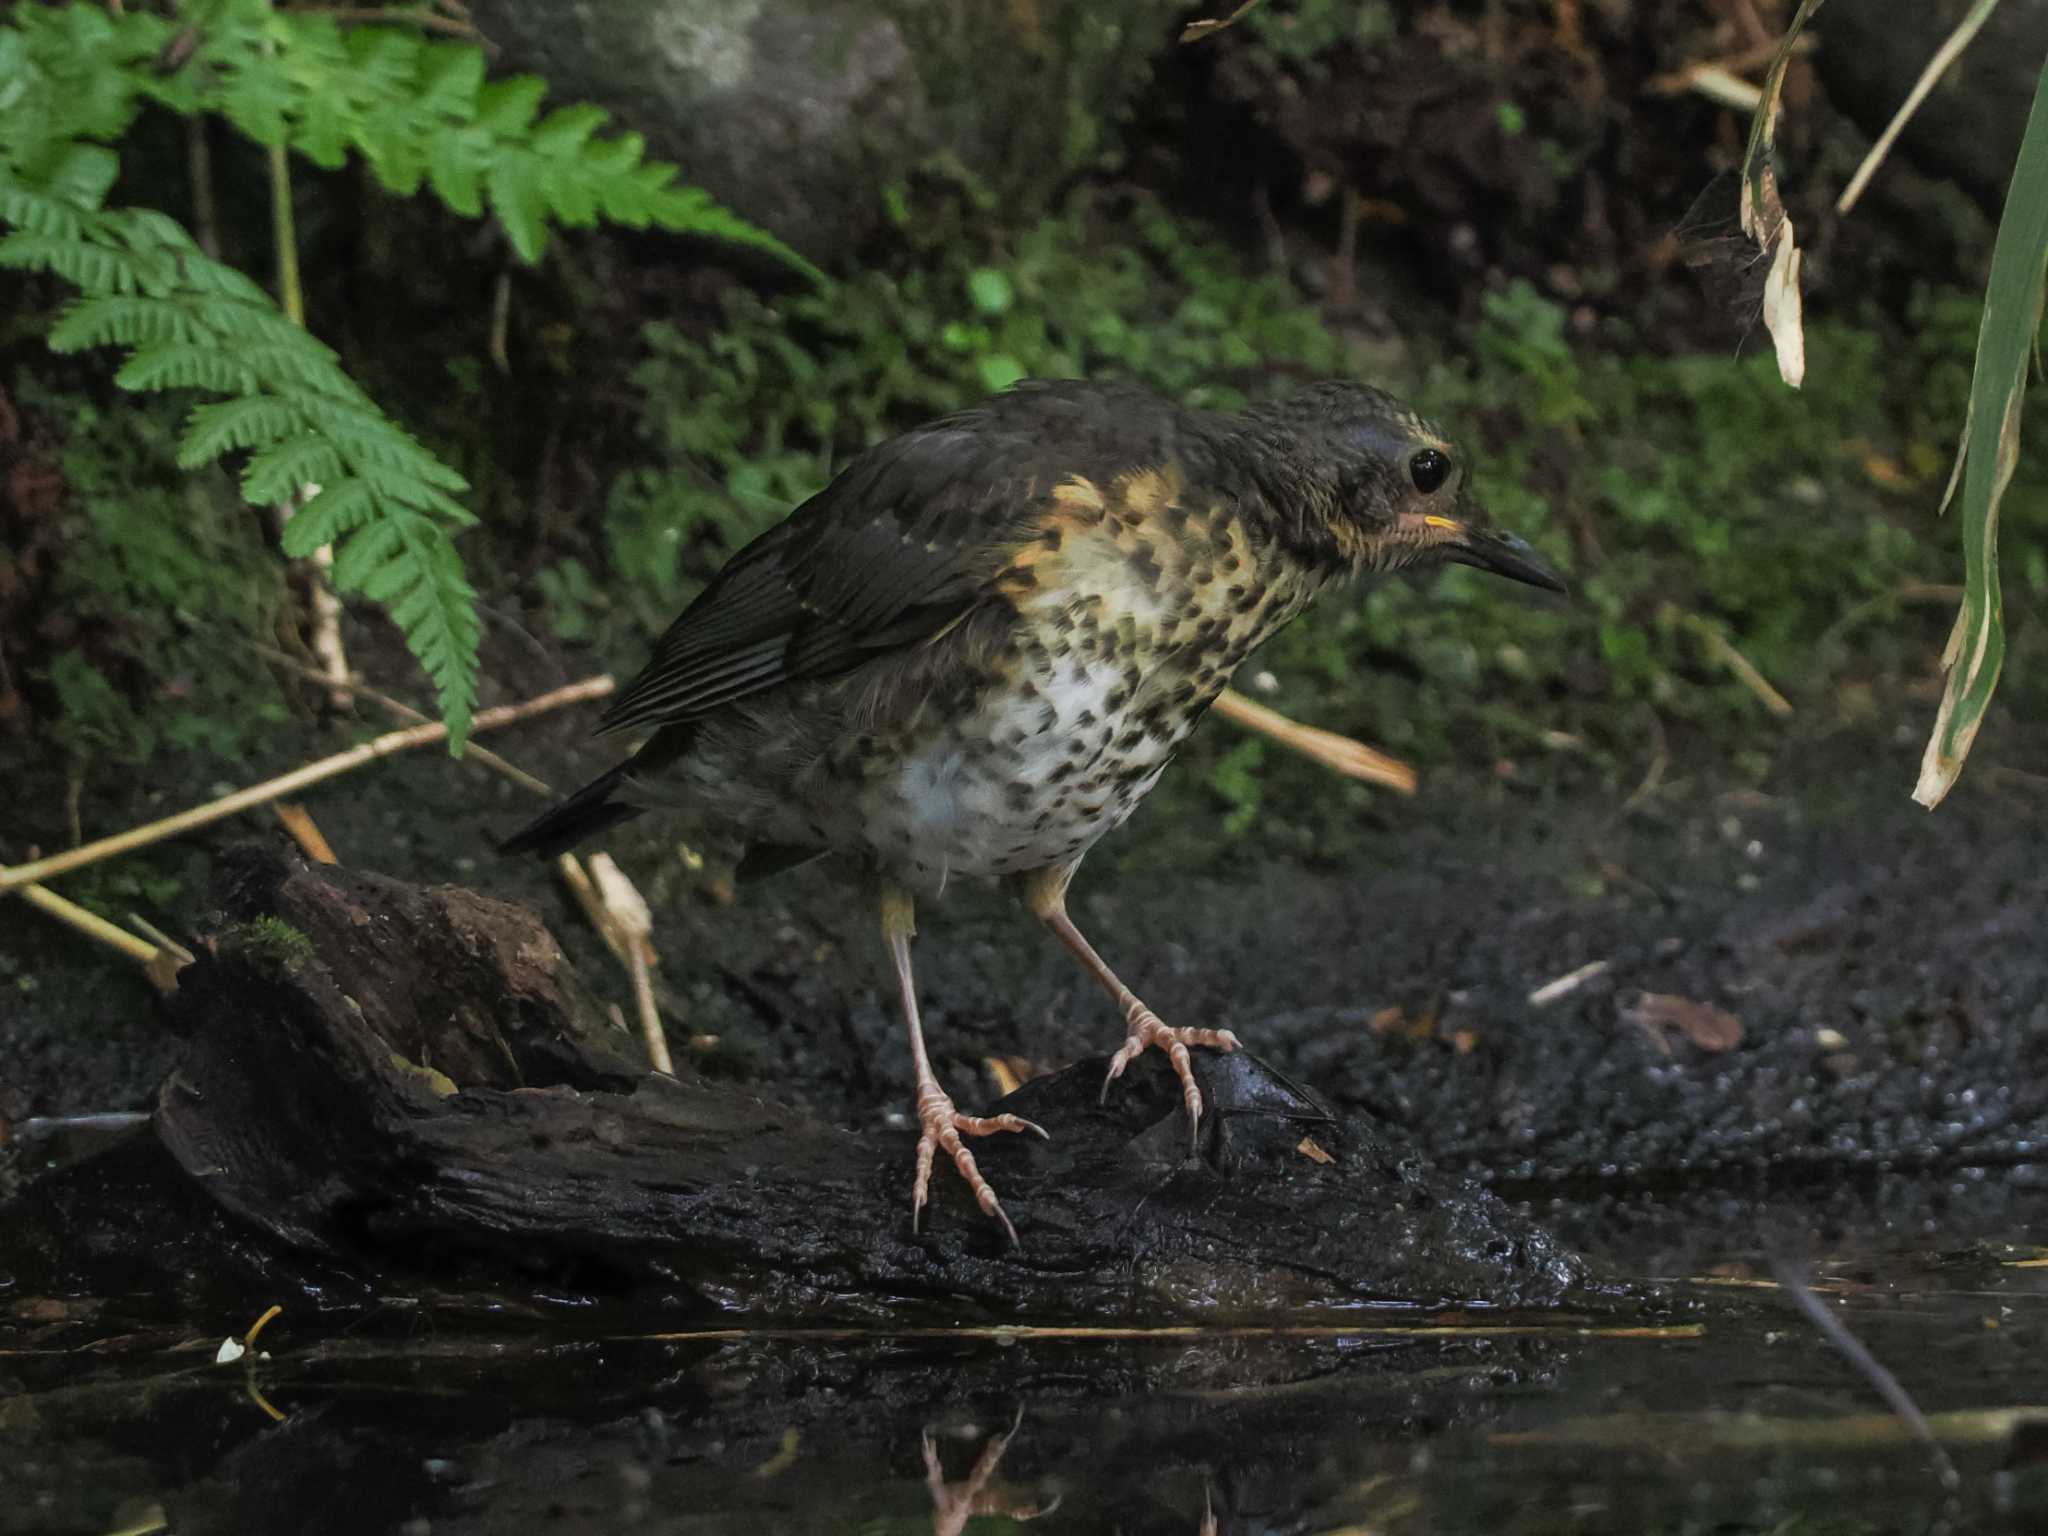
[0,677,613,893]
[589,853,672,1075]
[125,912,195,964]
[1769,1256,1960,1494]
[272,802,338,864]
[1211,689,1418,794]
[261,108,352,715]
[281,5,481,37]
[1837,0,2002,216]
[555,852,630,965]
[489,268,512,374]
[16,1112,152,1138]
[1621,706,1669,812]
[16,881,183,993]
[1673,609,1793,716]
[249,641,566,797]
[1528,958,1610,1008]
[185,117,220,259]
[1179,0,1264,43]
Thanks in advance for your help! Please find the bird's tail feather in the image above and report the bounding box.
[497,764,644,859]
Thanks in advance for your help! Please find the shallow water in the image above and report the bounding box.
[8,1236,2048,1536]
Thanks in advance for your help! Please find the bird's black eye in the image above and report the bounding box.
[1410,449,1450,495]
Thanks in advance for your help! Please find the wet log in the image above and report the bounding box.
[7,846,1593,1324]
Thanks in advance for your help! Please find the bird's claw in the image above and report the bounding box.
[1100,1006,1240,1149]
[910,1080,1045,1246]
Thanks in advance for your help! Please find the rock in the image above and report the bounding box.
[466,0,1179,263]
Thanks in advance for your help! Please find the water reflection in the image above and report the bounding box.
[921,1408,1058,1534]
[7,1252,2048,1534]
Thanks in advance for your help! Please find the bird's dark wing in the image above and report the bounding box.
[596,383,1191,736]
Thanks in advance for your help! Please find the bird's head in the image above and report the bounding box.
[1234,381,1567,594]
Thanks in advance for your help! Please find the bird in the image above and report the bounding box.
[501,378,1565,1245]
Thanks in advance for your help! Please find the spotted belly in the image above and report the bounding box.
[848,651,1190,887]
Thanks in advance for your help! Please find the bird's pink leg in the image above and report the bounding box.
[1026,869,1239,1148]
[885,890,1045,1246]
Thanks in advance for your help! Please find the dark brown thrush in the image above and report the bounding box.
[501,379,1566,1245]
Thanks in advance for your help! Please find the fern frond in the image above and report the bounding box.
[178,397,304,469]
[47,294,199,350]
[116,341,257,395]
[0,170,483,747]
[280,479,380,552]
[0,182,88,239]
[242,433,345,504]
[6,4,818,279]
[0,2,825,747]
[0,230,141,291]
[325,508,479,746]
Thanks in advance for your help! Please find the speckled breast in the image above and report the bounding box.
[846,468,1319,887]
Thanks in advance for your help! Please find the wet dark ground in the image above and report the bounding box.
[6,704,2048,1532]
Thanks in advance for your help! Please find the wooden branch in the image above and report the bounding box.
[1213,689,1419,794]
[0,677,613,894]
[40,847,1593,1325]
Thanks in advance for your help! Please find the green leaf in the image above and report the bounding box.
[977,352,1026,393]
[486,156,549,262]
[0,185,485,749]
[243,433,344,503]
[1913,56,2048,807]
[41,142,119,210]
[281,478,378,553]
[48,293,195,350]
[178,396,299,468]
[0,229,138,291]
[967,267,1014,316]
[117,341,256,394]
[475,74,546,136]
[531,102,608,155]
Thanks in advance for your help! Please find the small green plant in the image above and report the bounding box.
[580,192,2038,843]
[597,187,1346,626]
[1738,1,2048,805]
[0,0,807,749]
[26,381,289,767]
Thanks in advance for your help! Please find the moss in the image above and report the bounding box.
[225,916,317,974]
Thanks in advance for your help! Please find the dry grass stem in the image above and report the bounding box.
[1212,688,1418,793]
[0,675,613,893]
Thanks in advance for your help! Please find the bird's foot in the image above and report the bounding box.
[1101,1005,1241,1149]
[911,1078,1048,1246]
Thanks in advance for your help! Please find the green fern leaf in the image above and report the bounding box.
[178,397,301,469]
[327,511,479,746]
[538,158,600,229]
[329,517,402,592]
[279,479,380,553]
[117,342,256,395]
[47,294,196,350]
[40,143,119,212]
[486,156,550,263]
[242,433,344,504]
[276,483,380,561]
[0,230,140,291]
[416,40,485,120]
[300,398,470,491]
[349,462,475,523]
[530,102,609,156]
[475,75,546,137]
[0,183,87,239]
